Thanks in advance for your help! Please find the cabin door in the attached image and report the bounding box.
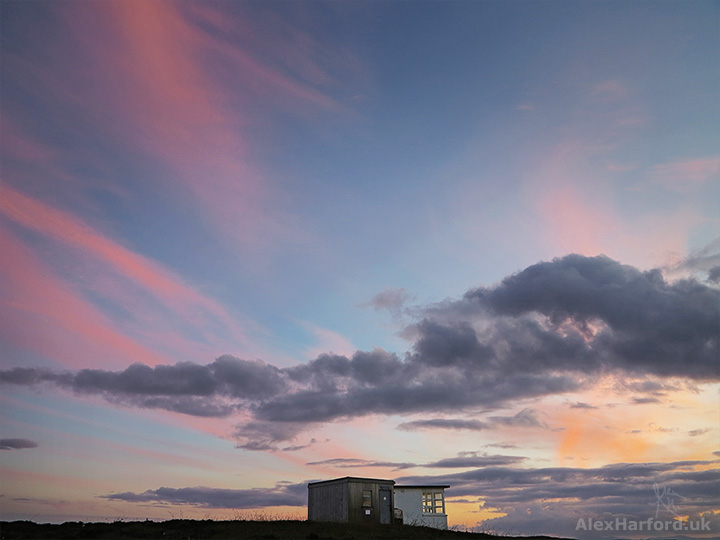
[379,486,392,524]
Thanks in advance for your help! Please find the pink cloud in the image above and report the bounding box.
[605,162,639,173]
[534,184,617,257]
[0,467,97,493]
[525,140,619,257]
[649,157,720,192]
[4,1,354,265]
[0,227,171,369]
[0,185,278,367]
[299,321,356,361]
[0,185,248,338]
[2,4,336,363]
[41,1,340,254]
[522,137,704,269]
[589,79,628,103]
[0,118,58,163]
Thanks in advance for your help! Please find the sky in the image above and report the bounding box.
[0,1,718,538]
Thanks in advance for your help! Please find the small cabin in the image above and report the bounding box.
[394,484,450,529]
[308,477,395,524]
[308,477,450,529]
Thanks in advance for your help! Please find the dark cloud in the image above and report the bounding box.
[425,454,526,468]
[306,457,369,466]
[397,418,491,431]
[570,402,597,409]
[461,254,719,379]
[73,362,217,396]
[306,458,416,470]
[0,367,73,386]
[709,265,720,284]
[255,348,580,426]
[411,319,493,367]
[397,460,720,539]
[632,397,662,405]
[306,452,524,470]
[102,482,306,509]
[0,438,38,450]
[2,255,717,448]
[212,355,287,399]
[398,409,551,432]
[489,409,550,429]
[233,421,306,451]
[129,396,235,418]
[282,438,321,452]
[625,380,673,395]
[0,357,284,420]
[668,238,720,283]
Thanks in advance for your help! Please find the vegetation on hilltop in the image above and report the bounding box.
[0,519,572,540]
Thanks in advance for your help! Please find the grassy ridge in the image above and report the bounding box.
[0,520,571,540]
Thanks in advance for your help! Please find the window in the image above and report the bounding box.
[422,491,445,514]
[362,490,372,508]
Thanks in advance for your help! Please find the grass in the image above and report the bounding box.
[0,519,573,540]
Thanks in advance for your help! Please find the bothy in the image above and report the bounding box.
[308,476,450,530]
[308,477,396,525]
[394,484,450,529]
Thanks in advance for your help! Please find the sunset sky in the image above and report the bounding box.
[1,1,718,538]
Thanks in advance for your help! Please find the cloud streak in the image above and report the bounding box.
[397,409,551,432]
[305,452,525,470]
[0,439,38,451]
[2,0,361,269]
[0,187,274,370]
[0,227,175,369]
[0,185,250,345]
[2,255,717,449]
[102,482,306,509]
[648,156,720,192]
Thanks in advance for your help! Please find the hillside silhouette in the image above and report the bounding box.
[0,519,573,540]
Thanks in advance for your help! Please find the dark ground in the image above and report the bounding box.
[0,520,572,540]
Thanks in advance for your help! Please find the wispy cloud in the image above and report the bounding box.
[398,409,552,432]
[397,418,491,432]
[306,452,525,470]
[569,402,597,409]
[0,228,174,369]
[631,397,662,405]
[102,482,306,509]
[648,157,720,192]
[298,321,356,360]
[363,287,414,318]
[0,186,244,331]
[306,457,416,470]
[0,186,269,367]
[3,1,359,262]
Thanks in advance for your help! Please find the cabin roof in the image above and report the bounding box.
[308,476,396,487]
